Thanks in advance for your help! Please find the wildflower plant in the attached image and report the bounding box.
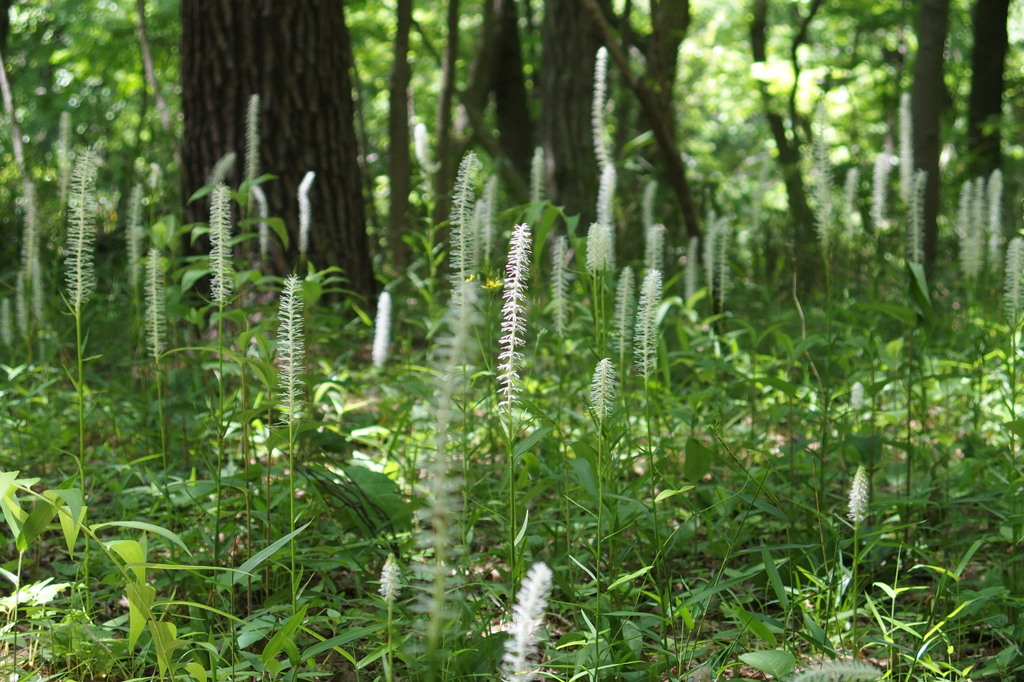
[277,274,306,604]
[502,562,553,682]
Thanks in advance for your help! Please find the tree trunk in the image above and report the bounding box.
[540,0,604,224]
[387,0,413,269]
[431,0,460,225]
[911,0,949,273]
[966,0,1009,177]
[180,0,375,303]
[750,0,815,277]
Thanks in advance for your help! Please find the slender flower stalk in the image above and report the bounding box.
[15,270,27,339]
[66,149,99,316]
[209,151,237,186]
[127,184,145,294]
[57,111,72,211]
[0,298,12,346]
[414,122,440,175]
[497,223,532,413]
[898,92,913,204]
[810,104,836,248]
[592,47,611,168]
[379,553,400,682]
[529,146,545,204]
[642,180,657,230]
[277,275,306,605]
[450,151,481,282]
[596,163,617,237]
[847,464,870,656]
[907,170,926,265]
[843,167,860,233]
[1004,237,1024,324]
[298,171,316,262]
[645,224,665,274]
[372,290,393,368]
[612,266,635,369]
[550,235,570,338]
[685,236,700,303]
[250,185,270,263]
[209,184,234,304]
[145,248,168,469]
[634,269,663,381]
[244,93,261,185]
[589,357,617,679]
[501,562,553,682]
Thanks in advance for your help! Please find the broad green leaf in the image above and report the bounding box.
[16,497,58,552]
[151,620,184,678]
[108,539,147,584]
[124,581,156,650]
[93,520,190,554]
[514,425,553,459]
[739,649,795,678]
[184,662,207,682]
[727,603,777,645]
[263,604,309,674]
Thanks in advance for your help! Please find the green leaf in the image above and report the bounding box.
[124,581,156,650]
[263,605,308,674]
[607,565,652,591]
[907,262,933,325]
[654,486,694,503]
[220,522,311,587]
[16,497,58,552]
[92,520,190,555]
[738,649,795,678]
[514,425,553,459]
[727,603,777,645]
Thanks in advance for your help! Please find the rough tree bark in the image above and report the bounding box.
[540,0,604,224]
[387,0,413,269]
[463,0,534,183]
[180,0,375,302]
[966,0,1009,177]
[911,0,949,273]
[582,0,701,238]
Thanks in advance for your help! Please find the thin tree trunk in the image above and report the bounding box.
[432,0,459,225]
[582,0,701,238]
[387,0,413,269]
[911,0,949,273]
[966,0,1009,177]
[135,0,172,131]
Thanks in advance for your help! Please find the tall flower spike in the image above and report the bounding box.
[596,162,617,235]
[642,180,657,231]
[586,221,614,274]
[684,236,700,303]
[592,46,611,168]
[0,298,12,346]
[145,248,167,361]
[850,381,865,412]
[15,270,27,337]
[277,275,306,423]
[498,223,532,409]
[244,93,261,185]
[414,122,440,175]
[529,147,545,204]
[634,269,663,380]
[590,358,617,425]
[810,103,835,248]
[209,184,234,305]
[298,171,316,259]
[645,224,665,273]
[551,235,570,338]
[1004,237,1024,324]
[959,181,982,280]
[612,265,635,355]
[501,562,553,682]
[209,151,237,186]
[848,466,869,524]
[379,553,401,604]
[871,152,889,227]
[450,151,481,282]
[58,111,72,210]
[482,176,499,266]
[372,290,393,368]
[898,92,913,204]
[127,183,145,293]
[65,148,99,315]
[252,185,270,263]
[843,167,860,233]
